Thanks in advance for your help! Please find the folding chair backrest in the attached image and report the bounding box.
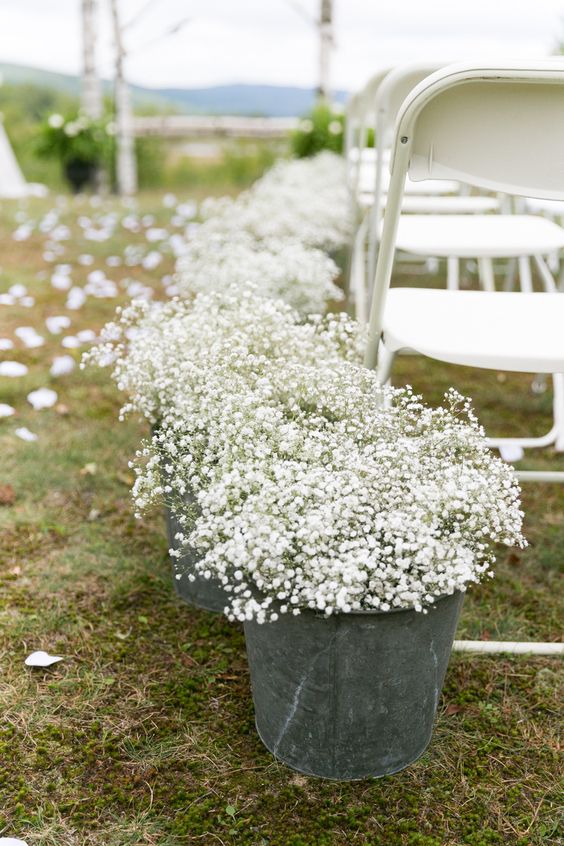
[346,69,390,193]
[369,63,444,260]
[375,63,444,148]
[399,62,564,200]
[365,62,564,368]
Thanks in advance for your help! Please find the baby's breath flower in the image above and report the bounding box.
[86,290,525,623]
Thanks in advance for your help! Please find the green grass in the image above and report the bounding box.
[0,193,562,845]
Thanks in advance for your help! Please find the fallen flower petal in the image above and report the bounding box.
[27,388,58,410]
[15,427,38,442]
[25,651,64,667]
[0,361,28,377]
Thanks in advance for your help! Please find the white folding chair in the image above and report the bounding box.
[345,69,389,199]
[365,62,564,658]
[349,64,500,321]
[365,62,564,481]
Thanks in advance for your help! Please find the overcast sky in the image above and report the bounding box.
[2,0,564,91]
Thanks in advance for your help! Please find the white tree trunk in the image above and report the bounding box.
[110,0,138,196]
[81,0,102,119]
[318,0,333,102]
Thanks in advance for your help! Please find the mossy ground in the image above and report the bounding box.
[0,193,562,845]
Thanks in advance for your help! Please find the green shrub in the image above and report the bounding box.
[291,102,344,158]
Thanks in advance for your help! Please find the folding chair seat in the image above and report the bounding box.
[365,62,564,479]
[394,213,564,290]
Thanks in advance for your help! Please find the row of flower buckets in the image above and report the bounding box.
[165,503,464,781]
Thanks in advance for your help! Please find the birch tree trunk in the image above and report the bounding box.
[81,0,102,119]
[318,0,334,102]
[110,0,138,196]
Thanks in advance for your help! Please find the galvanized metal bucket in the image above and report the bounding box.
[244,591,464,780]
[163,494,228,615]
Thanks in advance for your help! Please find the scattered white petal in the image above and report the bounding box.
[15,327,45,348]
[20,296,35,308]
[142,250,162,270]
[76,329,96,343]
[146,227,168,243]
[61,335,81,349]
[0,338,14,350]
[51,272,72,291]
[0,837,30,846]
[0,361,28,377]
[106,255,122,267]
[141,214,155,227]
[177,201,197,219]
[0,294,15,306]
[50,355,75,377]
[66,287,87,310]
[122,214,140,233]
[25,651,63,667]
[15,427,38,442]
[27,388,58,410]
[51,224,71,241]
[0,403,15,417]
[9,284,27,297]
[126,281,153,300]
[13,223,33,241]
[78,253,94,265]
[163,192,177,208]
[499,445,525,463]
[46,315,71,334]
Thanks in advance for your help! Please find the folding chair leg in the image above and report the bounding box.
[518,256,533,292]
[446,256,459,290]
[553,372,564,452]
[478,257,495,291]
[376,342,396,384]
[558,262,564,292]
[533,254,558,293]
[349,213,370,323]
[503,257,518,291]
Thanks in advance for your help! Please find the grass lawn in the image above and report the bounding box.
[0,191,562,846]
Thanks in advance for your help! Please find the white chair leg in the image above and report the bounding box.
[349,213,370,323]
[558,261,564,292]
[478,256,495,291]
[376,342,396,385]
[518,256,533,292]
[446,256,459,290]
[533,254,558,293]
[503,257,517,291]
[553,372,564,452]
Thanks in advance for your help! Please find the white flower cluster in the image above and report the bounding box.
[85,286,365,425]
[175,231,343,315]
[199,152,352,251]
[87,290,525,624]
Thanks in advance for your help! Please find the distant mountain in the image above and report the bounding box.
[0,62,348,117]
[156,84,348,117]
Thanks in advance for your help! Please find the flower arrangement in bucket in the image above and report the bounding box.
[88,293,525,779]
[36,111,113,192]
[85,288,364,612]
